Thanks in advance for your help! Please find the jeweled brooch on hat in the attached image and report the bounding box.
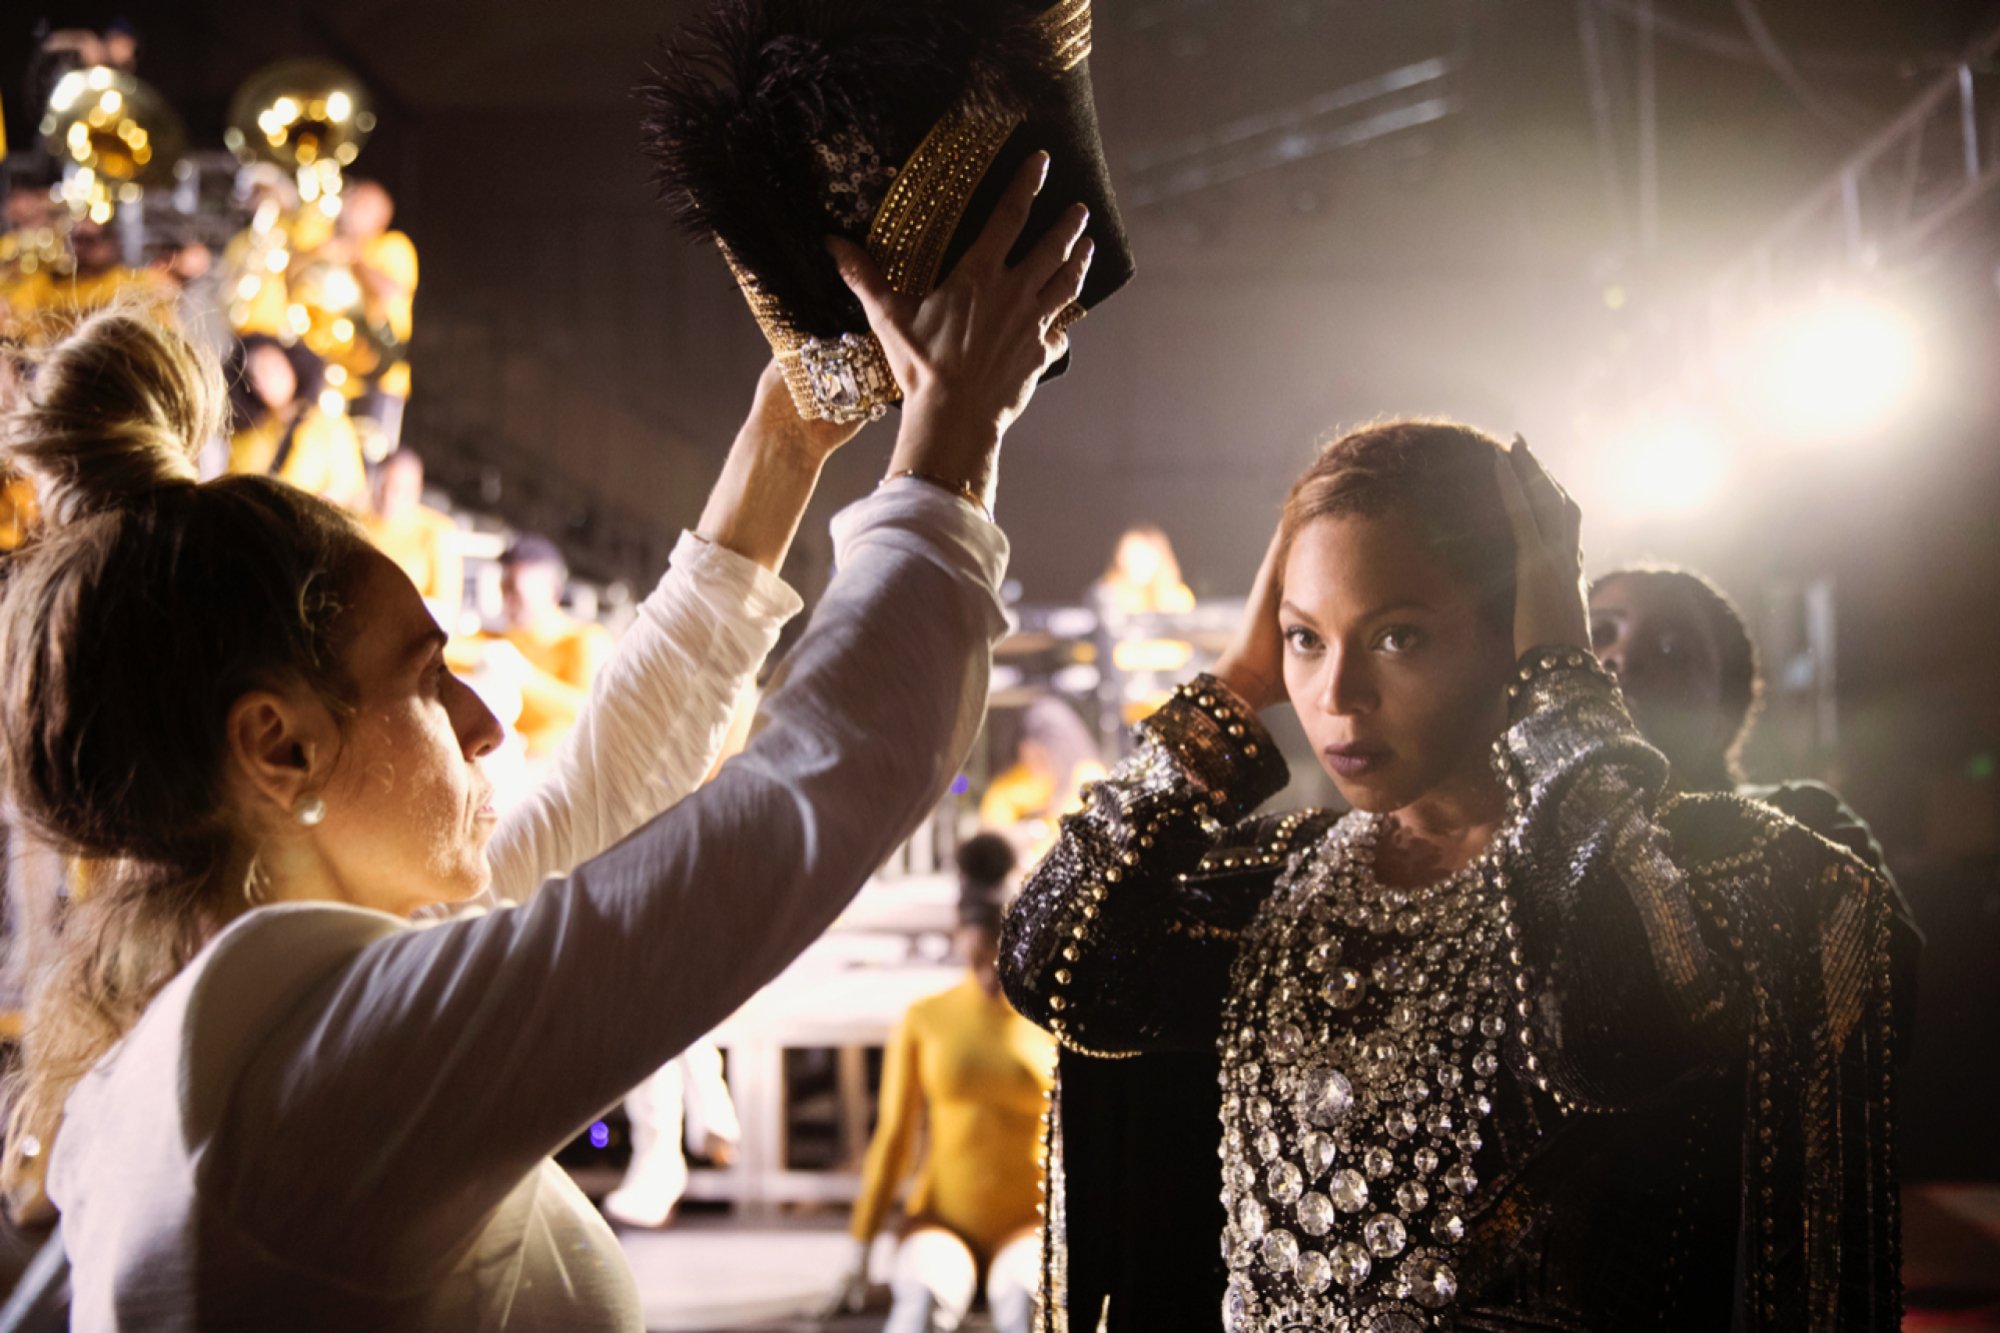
[642,0,1133,424]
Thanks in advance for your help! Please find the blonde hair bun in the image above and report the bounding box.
[4,308,221,528]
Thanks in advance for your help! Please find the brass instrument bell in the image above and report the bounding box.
[38,66,187,223]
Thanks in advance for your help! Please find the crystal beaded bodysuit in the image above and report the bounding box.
[1000,651,1901,1332]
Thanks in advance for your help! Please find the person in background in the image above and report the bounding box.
[363,448,462,620]
[839,833,1053,1333]
[1588,564,1922,1044]
[0,219,175,347]
[0,471,34,551]
[490,535,613,761]
[320,180,417,456]
[979,695,1105,860]
[225,334,367,511]
[1091,524,1195,617]
[602,1039,739,1230]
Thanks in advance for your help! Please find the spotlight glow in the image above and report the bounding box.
[1757,296,1923,444]
[1606,415,1729,518]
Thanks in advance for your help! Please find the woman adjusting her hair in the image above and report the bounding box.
[0,137,1093,1329]
[1001,420,1900,1330]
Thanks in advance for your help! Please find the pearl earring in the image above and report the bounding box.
[295,795,328,827]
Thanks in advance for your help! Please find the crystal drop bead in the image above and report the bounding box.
[1449,1012,1476,1037]
[1396,1180,1431,1213]
[1363,1212,1408,1258]
[1330,1168,1370,1212]
[1271,1024,1304,1062]
[1261,1229,1300,1275]
[1414,1147,1441,1173]
[1443,1162,1479,1196]
[1297,1065,1355,1126]
[1480,1013,1508,1038]
[1306,939,1340,973]
[1238,1197,1268,1241]
[1256,1129,1282,1162]
[1331,1240,1373,1286]
[1370,955,1408,990]
[1431,1212,1466,1243]
[1300,1131,1338,1178]
[1250,1096,1274,1125]
[1223,1279,1253,1331]
[1267,1160,1304,1205]
[1321,968,1366,1010]
[1297,1248,1334,1293]
[1405,1253,1459,1309]
[1385,1107,1418,1140]
[1435,1066,1463,1091]
[1363,1146,1395,1178]
[1423,1106,1454,1136]
[1297,1191,1334,1236]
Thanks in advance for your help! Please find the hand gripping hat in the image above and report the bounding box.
[641,0,1133,424]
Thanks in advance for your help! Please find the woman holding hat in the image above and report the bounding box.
[1,146,1092,1329]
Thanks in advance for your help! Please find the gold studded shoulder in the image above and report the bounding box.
[1181,807,1337,882]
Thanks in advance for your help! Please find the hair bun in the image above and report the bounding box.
[4,309,219,528]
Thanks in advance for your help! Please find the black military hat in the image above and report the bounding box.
[642,0,1133,423]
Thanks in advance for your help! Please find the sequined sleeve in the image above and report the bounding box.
[999,676,1294,1057]
[1496,647,1737,1111]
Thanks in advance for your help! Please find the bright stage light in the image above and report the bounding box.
[1756,296,1923,444]
[1605,415,1729,518]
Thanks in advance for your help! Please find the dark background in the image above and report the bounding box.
[9,0,2000,1178]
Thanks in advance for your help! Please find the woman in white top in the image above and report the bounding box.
[0,153,1094,1330]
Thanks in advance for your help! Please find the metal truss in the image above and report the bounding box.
[1122,56,1461,209]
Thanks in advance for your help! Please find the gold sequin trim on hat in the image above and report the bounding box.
[730,0,1096,423]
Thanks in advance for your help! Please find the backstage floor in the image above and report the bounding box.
[623,1183,2000,1333]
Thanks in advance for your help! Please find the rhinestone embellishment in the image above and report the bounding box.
[1214,811,1520,1329]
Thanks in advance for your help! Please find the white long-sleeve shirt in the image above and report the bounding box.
[48,482,1008,1331]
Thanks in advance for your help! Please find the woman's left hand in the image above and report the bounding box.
[1494,437,1590,658]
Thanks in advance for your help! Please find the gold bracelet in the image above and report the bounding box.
[880,468,994,522]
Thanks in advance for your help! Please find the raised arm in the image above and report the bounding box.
[1491,443,1737,1109]
[214,483,1010,1281]
[1001,679,1298,1056]
[206,152,1098,1286]
[486,365,856,900]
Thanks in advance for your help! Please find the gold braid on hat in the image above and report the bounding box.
[727,0,1093,424]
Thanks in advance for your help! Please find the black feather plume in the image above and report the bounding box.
[639,0,1061,340]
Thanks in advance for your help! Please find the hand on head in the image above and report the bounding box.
[1213,525,1291,713]
[1493,437,1590,658]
